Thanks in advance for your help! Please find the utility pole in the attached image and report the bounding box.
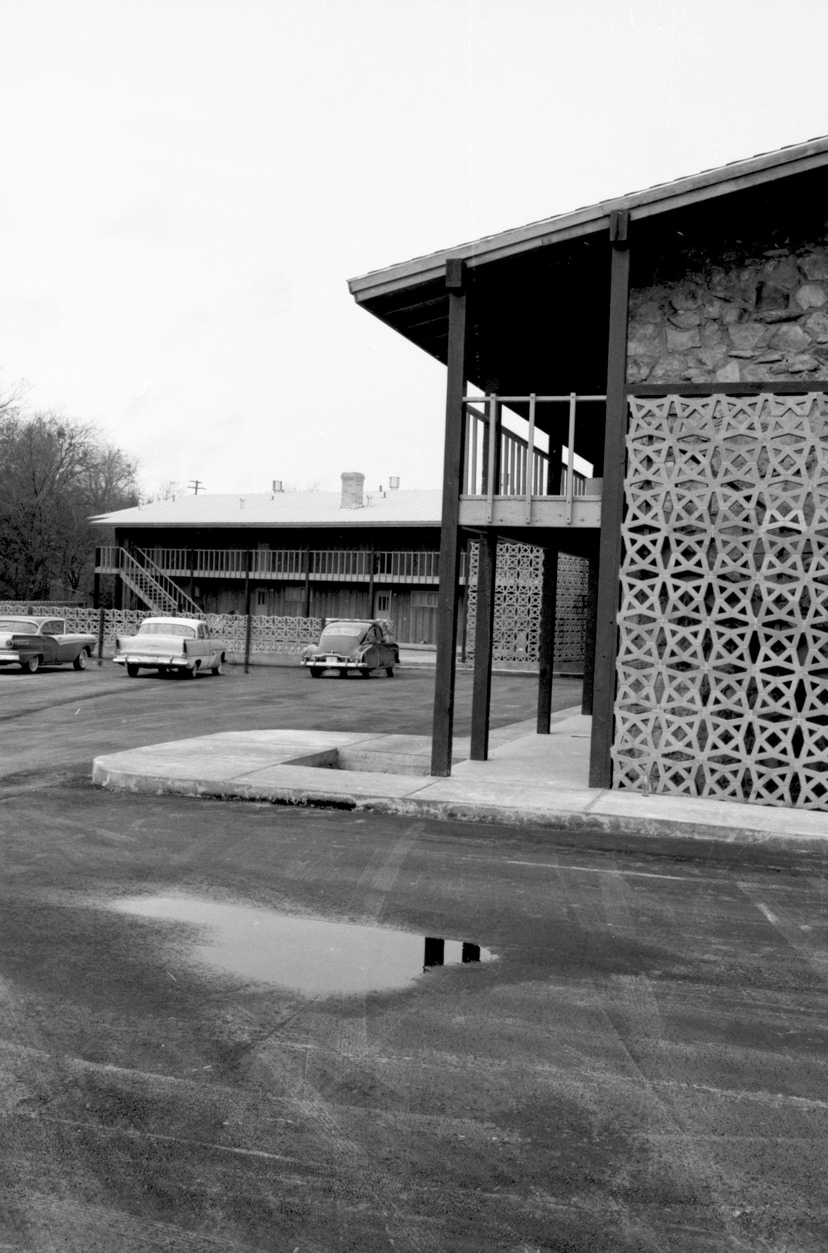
[189,480,205,495]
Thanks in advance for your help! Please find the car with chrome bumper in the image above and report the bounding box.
[0,616,97,673]
[113,616,226,678]
[301,619,399,678]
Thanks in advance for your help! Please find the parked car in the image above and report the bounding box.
[0,616,97,674]
[301,619,399,678]
[113,616,226,678]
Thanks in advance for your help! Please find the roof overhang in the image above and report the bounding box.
[346,136,828,423]
[348,136,828,305]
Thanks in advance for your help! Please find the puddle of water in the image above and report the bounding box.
[111,894,493,995]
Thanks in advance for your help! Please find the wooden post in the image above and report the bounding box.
[368,543,375,617]
[581,553,599,715]
[303,545,311,616]
[537,548,558,733]
[114,544,123,610]
[244,549,253,674]
[96,606,105,667]
[431,258,467,777]
[589,209,631,788]
[189,549,196,605]
[470,530,497,760]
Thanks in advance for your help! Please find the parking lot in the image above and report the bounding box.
[1,661,827,1252]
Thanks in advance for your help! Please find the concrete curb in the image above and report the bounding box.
[91,722,828,853]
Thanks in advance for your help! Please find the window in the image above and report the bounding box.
[375,592,391,614]
[411,592,439,608]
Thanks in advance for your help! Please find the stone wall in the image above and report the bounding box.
[628,244,828,385]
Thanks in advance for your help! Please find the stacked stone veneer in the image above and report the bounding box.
[614,237,828,809]
[627,246,828,385]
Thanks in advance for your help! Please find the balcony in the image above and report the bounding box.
[458,392,603,529]
[96,547,450,584]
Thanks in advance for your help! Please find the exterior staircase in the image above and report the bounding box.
[118,548,202,615]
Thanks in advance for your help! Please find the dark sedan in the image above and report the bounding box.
[301,619,399,678]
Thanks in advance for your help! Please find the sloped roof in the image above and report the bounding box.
[348,135,828,303]
[91,488,443,529]
[346,135,828,410]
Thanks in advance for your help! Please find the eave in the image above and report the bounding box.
[348,135,828,306]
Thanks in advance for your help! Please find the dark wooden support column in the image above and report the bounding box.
[243,549,253,674]
[431,258,467,777]
[303,545,311,616]
[470,530,497,760]
[114,544,123,610]
[537,547,558,734]
[188,549,196,605]
[93,550,101,609]
[581,553,599,715]
[589,209,631,788]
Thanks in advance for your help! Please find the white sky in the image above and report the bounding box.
[2,0,827,497]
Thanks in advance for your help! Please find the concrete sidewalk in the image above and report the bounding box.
[91,706,828,849]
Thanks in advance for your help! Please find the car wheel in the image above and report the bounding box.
[73,650,89,671]
[126,663,140,678]
[309,667,322,678]
[183,666,196,679]
[386,667,394,677]
[360,669,371,680]
[21,656,40,674]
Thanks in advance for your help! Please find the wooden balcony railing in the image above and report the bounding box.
[461,392,604,526]
[96,547,450,584]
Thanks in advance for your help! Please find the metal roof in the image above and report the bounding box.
[348,135,828,304]
[91,488,443,529]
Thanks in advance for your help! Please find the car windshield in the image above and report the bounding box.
[139,622,197,638]
[318,624,365,652]
[0,620,37,634]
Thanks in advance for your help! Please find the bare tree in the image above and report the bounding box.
[0,410,138,601]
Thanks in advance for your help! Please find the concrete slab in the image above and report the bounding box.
[90,710,828,850]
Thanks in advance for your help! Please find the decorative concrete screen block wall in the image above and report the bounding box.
[613,391,828,810]
[628,246,828,386]
[466,543,588,666]
[556,554,590,665]
[0,607,324,658]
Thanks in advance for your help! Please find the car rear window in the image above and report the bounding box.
[318,625,364,651]
[0,620,37,634]
[139,622,196,638]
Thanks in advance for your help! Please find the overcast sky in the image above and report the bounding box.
[2,0,827,498]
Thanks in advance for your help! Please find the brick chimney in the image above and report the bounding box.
[340,471,365,509]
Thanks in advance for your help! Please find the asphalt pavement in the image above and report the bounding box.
[2,659,827,1252]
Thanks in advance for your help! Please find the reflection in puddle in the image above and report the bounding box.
[112,894,493,995]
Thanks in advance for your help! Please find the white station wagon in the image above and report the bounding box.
[113,617,226,679]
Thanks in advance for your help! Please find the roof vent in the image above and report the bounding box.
[272,479,283,492]
[389,476,400,489]
[340,471,365,509]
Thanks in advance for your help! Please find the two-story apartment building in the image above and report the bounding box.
[92,471,589,664]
